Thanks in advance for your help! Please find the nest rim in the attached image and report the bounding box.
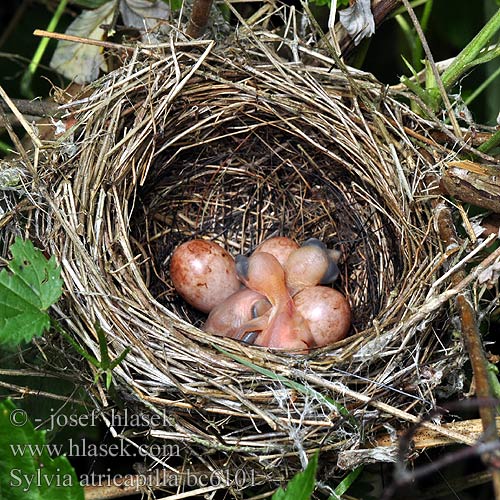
[8,34,469,483]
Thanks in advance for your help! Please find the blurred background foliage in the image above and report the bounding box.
[0,0,499,127]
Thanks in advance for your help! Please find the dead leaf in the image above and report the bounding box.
[120,0,170,43]
[50,1,115,84]
[338,0,375,46]
[478,262,500,288]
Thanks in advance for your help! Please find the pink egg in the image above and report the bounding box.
[170,240,241,313]
[253,237,299,267]
[294,286,351,347]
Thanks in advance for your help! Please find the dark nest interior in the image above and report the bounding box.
[2,31,477,492]
[132,123,402,332]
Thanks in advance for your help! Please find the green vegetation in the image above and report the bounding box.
[0,238,63,347]
[272,452,318,499]
[0,399,84,499]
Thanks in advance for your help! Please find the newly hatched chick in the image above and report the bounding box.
[284,238,339,296]
[235,252,313,350]
[204,289,271,342]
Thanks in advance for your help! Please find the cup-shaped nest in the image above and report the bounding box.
[14,40,467,486]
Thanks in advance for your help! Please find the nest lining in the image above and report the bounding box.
[8,35,470,483]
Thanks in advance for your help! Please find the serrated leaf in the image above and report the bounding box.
[50,1,115,84]
[0,399,84,500]
[272,452,318,500]
[0,238,62,347]
[8,238,63,309]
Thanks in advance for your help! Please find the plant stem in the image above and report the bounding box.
[20,0,69,98]
[412,0,433,70]
[478,128,500,154]
[465,63,500,106]
[441,8,500,91]
[186,0,213,38]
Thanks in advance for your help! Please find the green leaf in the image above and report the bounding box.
[0,399,84,499]
[272,451,318,500]
[8,238,63,309]
[0,238,63,347]
[166,0,182,11]
[329,466,364,499]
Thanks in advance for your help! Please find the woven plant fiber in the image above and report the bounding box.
[3,26,478,493]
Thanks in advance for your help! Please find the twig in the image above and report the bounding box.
[0,114,42,128]
[186,0,214,38]
[0,97,59,118]
[288,370,477,446]
[400,0,462,138]
[0,85,43,149]
[85,480,220,499]
[33,29,156,58]
[83,463,254,499]
[376,416,500,450]
[431,187,500,499]
[0,380,85,405]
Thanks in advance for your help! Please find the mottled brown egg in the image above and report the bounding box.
[294,286,351,347]
[170,240,241,313]
[253,237,299,267]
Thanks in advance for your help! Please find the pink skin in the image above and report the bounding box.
[253,237,299,267]
[203,289,271,340]
[235,252,313,350]
[294,286,351,347]
[284,241,338,296]
[170,240,241,313]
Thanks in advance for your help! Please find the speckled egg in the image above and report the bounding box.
[170,240,241,313]
[294,286,351,347]
[253,237,299,267]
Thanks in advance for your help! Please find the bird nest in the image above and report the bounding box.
[4,31,474,490]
